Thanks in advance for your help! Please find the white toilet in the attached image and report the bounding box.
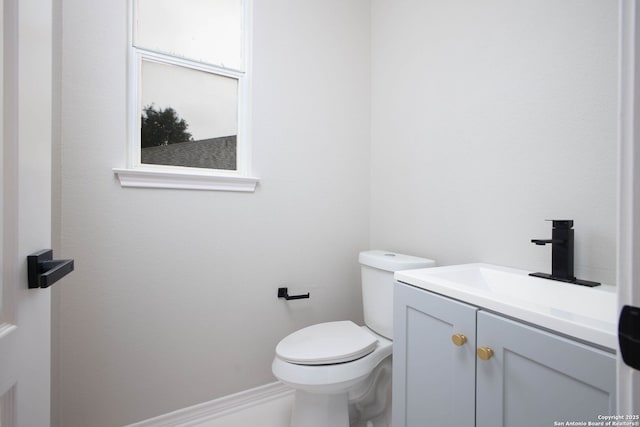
[272,250,436,427]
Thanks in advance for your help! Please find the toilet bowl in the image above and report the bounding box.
[273,322,392,427]
[272,251,435,427]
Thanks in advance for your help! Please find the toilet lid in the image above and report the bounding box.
[276,321,378,365]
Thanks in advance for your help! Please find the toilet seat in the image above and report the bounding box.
[276,321,378,365]
[272,327,392,394]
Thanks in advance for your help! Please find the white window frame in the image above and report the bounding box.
[113,0,258,192]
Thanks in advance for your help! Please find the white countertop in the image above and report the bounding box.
[395,263,618,350]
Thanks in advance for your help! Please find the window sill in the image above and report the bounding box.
[113,168,259,192]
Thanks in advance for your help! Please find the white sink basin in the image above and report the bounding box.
[395,263,617,350]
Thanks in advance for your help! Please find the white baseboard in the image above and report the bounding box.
[126,381,294,427]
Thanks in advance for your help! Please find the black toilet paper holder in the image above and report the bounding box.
[277,287,310,300]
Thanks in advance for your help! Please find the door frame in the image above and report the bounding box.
[617,0,640,415]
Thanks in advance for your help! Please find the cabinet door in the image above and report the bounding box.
[476,311,616,427]
[393,283,477,427]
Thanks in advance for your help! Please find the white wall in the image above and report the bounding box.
[370,0,618,285]
[52,0,371,425]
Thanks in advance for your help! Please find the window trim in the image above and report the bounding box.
[114,0,258,192]
[112,167,259,192]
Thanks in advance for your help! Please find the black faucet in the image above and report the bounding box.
[529,220,600,287]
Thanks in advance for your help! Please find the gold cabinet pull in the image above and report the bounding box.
[477,347,494,361]
[451,333,467,346]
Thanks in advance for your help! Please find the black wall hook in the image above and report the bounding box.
[277,287,310,300]
[28,249,74,289]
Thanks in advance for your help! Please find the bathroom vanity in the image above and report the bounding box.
[392,264,617,427]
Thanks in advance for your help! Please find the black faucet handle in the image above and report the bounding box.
[546,219,574,229]
[531,239,564,245]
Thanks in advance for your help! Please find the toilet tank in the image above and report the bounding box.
[359,250,436,339]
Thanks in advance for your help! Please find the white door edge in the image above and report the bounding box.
[617,0,640,415]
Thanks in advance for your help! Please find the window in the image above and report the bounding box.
[114,0,258,192]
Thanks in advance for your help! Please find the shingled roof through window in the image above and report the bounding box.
[141,135,236,170]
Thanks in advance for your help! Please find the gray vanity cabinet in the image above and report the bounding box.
[393,282,616,427]
[476,310,616,427]
[392,282,477,427]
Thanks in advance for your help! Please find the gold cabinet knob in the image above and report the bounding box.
[477,347,494,361]
[451,333,467,346]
